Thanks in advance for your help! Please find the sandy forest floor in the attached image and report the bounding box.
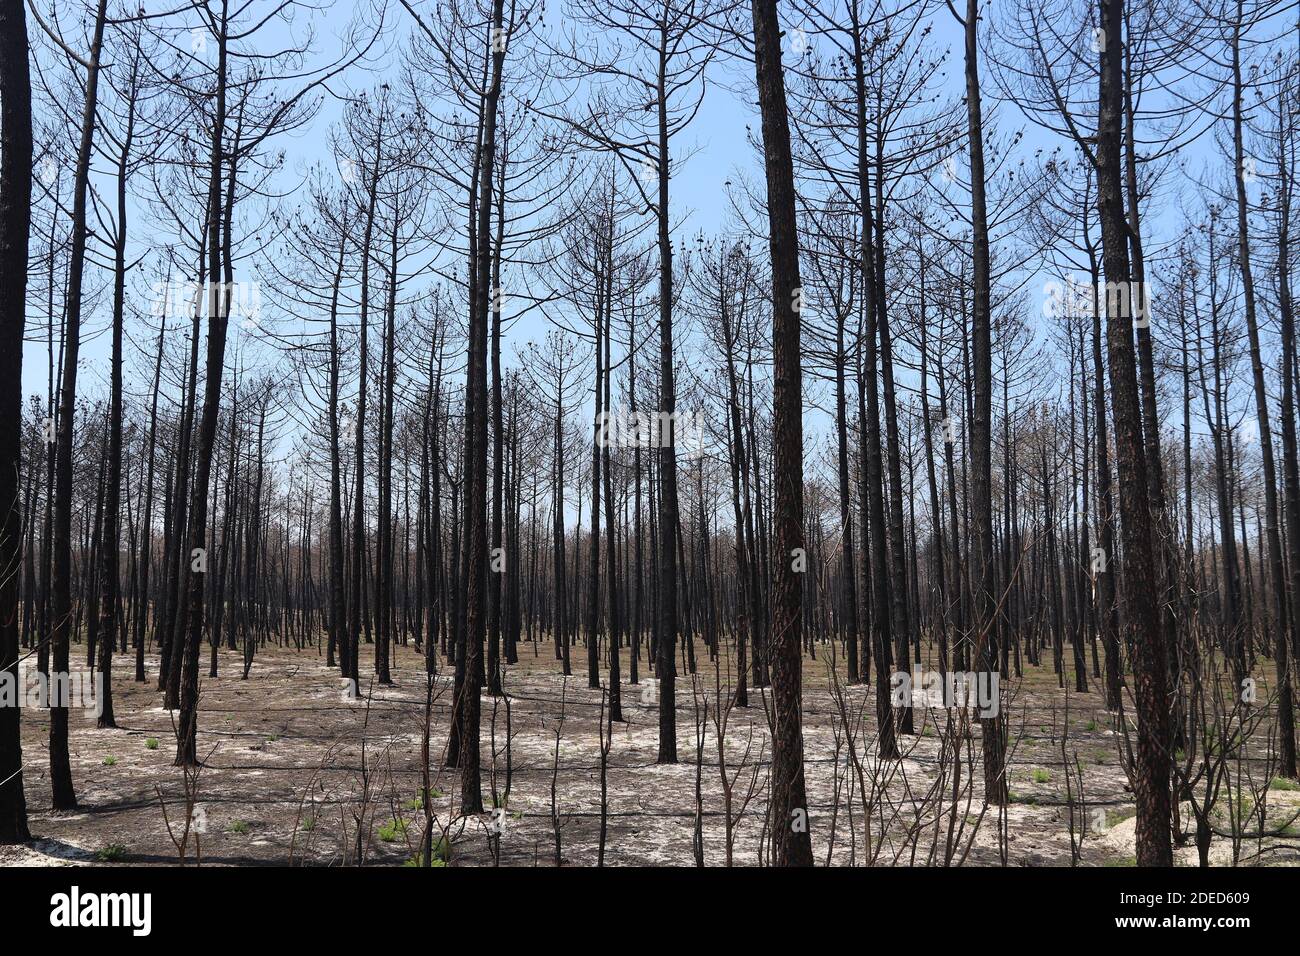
[2,638,1298,867]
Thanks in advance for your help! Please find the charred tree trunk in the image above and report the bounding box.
[0,0,33,843]
[97,55,140,728]
[175,6,231,766]
[1097,0,1171,865]
[750,0,813,866]
[957,0,1006,803]
[50,0,109,804]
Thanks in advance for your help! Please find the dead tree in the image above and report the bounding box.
[0,0,33,843]
[748,0,813,867]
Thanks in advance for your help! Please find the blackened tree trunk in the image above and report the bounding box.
[1275,99,1300,777]
[917,252,950,680]
[851,1,896,761]
[654,60,681,767]
[873,207,914,733]
[487,171,506,695]
[601,306,622,721]
[835,293,860,685]
[553,406,571,677]
[50,0,109,804]
[376,215,398,685]
[459,0,509,813]
[348,115,384,694]
[176,5,231,766]
[719,258,755,706]
[1097,0,1171,865]
[135,320,165,683]
[97,46,141,728]
[750,0,813,867]
[629,310,644,688]
[587,228,604,692]
[161,267,204,703]
[425,326,447,675]
[327,222,348,673]
[957,0,1006,804]
[1229,3,1294,776]
[0,0,33,843]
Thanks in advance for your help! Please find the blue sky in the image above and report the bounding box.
[20,0,1265,467]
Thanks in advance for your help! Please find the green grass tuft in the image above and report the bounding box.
[378,819,409,842]
[403,836,450,866]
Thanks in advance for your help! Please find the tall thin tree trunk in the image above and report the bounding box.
[750,0,813,866]
[0,0,34,842]
[50,0,109,803]
[1097,0,1171,865]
